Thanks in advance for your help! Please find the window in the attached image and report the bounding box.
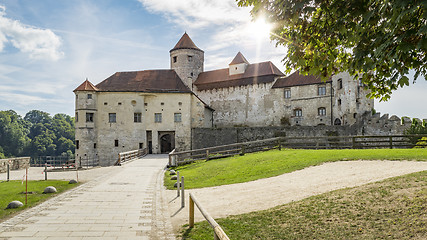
[353,113,357,118]
[284,89,291,99]
[338,99,342,105]
[104,102,108,105]
[174,113,182,122]
[118,102,122,105]
[86,113,94,122]
[154,113,162,123]
[109,113,116,123]
[144,103,148,106]
[139,143,143,149]
[115,140,119,147]
[87,94,92,99]
[318,107,326,116]
[318,85,326,95]
[93,143,97,149]
[294,109,302,117]
[178,102,182,106]
[173,56,177,63]
[134,113,142,123]
[75,112,78,122]
[188,55,193,62]
[161,102,164,105]
[338,78,343,89]
[76,140,79,149]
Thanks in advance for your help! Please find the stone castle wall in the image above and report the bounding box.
[192,113,425,149]
[0,157,30,173]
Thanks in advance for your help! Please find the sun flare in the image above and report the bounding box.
[250,18,272,40]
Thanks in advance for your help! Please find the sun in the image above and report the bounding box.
[250,18,272,40]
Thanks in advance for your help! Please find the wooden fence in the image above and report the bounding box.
[189,193,230,240]
[169,134,427,166]
[115,148,148,166]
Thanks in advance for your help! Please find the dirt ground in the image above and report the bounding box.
[165,160,427,232]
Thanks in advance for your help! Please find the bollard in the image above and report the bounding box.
[177,171,180,197]
[44,163,48,180]
[181,176,185,208]
[7,164,10,182]
[189,196,194,228]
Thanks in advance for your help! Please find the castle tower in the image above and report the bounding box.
[73,79,98,166]
[170,33,204,91]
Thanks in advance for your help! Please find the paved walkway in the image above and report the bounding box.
[0,155,175,240]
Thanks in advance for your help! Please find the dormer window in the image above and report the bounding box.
[188,55,193,62]
[87,94,92,99]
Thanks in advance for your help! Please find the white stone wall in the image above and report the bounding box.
[197,82,283,127]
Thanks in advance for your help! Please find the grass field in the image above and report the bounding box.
[182,171,427,239]
[0,180,78,221]
[165,148,427,189]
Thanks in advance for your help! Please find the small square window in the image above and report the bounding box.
[318,107,326,116]
[294,109,302,117]
[174,113,182,122]
[115,140,119,147]
[87,94,92,99]
[161,102,164,106]
[154,113,162,123]
[86,113,94,122]
[188,55,193,62]
[118,102,122,105]
[144,103,148,106]
[178,102,182,106]
[109,113,116,123]
[104,102,108,105]
[318,86,326,96]
[134,113,142,123]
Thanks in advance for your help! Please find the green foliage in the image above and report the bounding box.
[405,118,427,144]
[0,180,78,220]
[165,148,427,189]
[183,171,427,239]
[415,137,427,148]
[237,0,427,101]
[0,110,75,158]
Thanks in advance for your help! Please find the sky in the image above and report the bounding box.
[0,0,426,120]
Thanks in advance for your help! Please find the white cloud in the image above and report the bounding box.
[0,5,63,60]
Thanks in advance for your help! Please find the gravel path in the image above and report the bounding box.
[166,160,427,231]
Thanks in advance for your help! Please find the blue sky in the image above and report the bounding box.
[0,0,426,120]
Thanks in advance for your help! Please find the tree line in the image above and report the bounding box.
[0,110,75,159]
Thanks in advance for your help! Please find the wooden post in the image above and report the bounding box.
[181,176,185,208]
[7,163,10,182]
[389,136,393,149]
[177,171,180,197]
[206,150,209,161]
[240,145,245,156]
[352,137,356,149]
[278,139,281,151]
[44,163,47,180]
[189,196,194,228]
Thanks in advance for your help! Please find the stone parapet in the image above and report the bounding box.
[0,157,30,173]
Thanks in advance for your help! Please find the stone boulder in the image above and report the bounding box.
[43,186,57,194]
[6,200,23,209]
[169,170,176,175]
[171,176,177,180]
[69,179,78,184]
[173,182,182,188]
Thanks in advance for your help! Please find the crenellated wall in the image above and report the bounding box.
[0,157,30,173]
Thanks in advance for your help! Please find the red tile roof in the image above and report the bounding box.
[229,52,249,65]
[170,33,203,52]
[194,61,284,90]
[272,71,331,88]
[95,70,192,93]
[73,79,98,92]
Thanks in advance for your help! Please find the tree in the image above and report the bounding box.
[237,0,426,100]
[0,110,30,157]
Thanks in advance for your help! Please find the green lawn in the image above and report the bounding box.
[165,148,427,189]
[0,180,78,221]
[182,171,427,239]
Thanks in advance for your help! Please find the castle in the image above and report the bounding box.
[74,33,374,165]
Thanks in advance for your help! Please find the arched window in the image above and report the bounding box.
[338,78,343,89]
[334,118,342,125]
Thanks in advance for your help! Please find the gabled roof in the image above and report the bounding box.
[170,33,203,52]
[229,52,249,65]
[95,70,192,93]
[194,61,284,90]
[272,71,331,88]
[73,79,98,92]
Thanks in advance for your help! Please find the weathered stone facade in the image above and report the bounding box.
[0,157,30,173]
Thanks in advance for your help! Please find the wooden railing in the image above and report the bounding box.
[169,135,427,166]
[115,148,148,166]
[189,193,230,240]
